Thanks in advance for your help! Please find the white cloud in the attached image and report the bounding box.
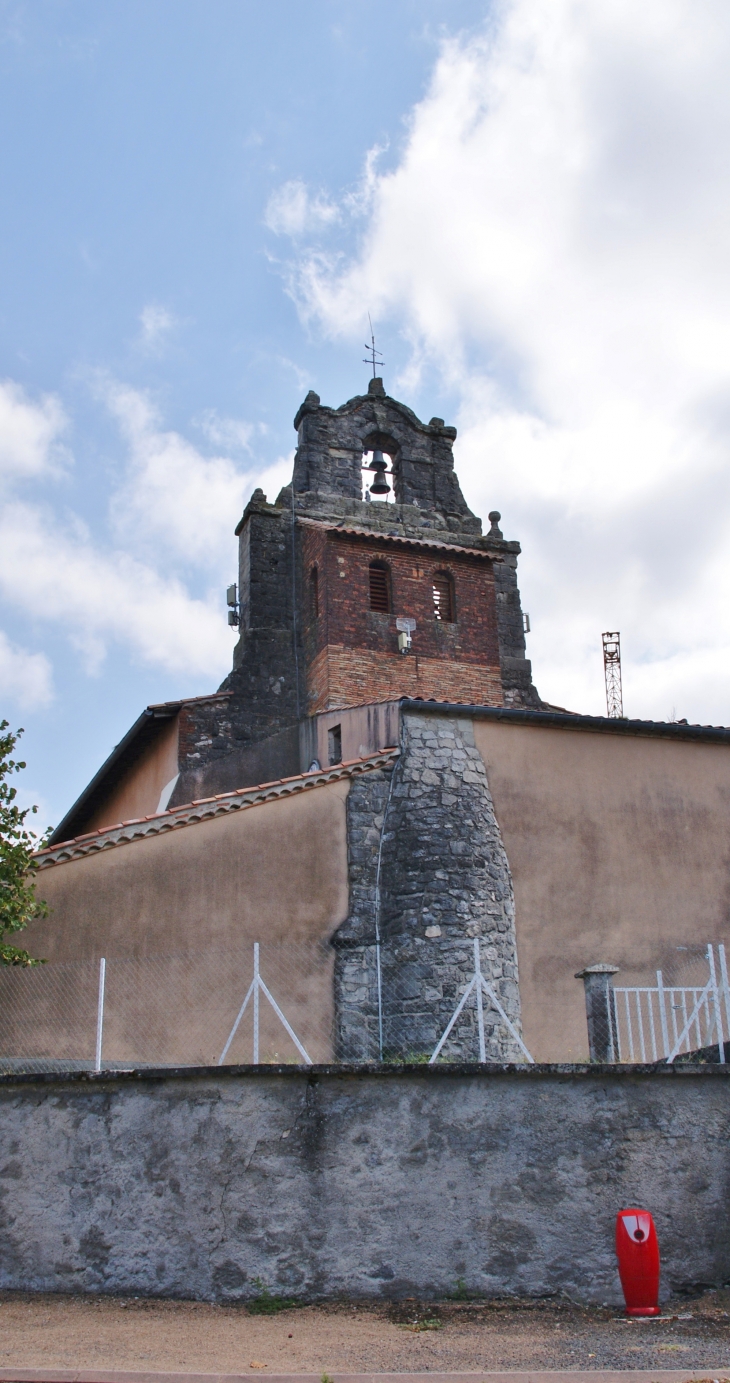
[282,0,730,724]
[0,500,230,677]
[197,409,255,453]
[102,380,251,569]
[265,179,339,237]
[0,380,68,483]
[0,632,53,709]
[139,302,177,351]
[0,371,293,687]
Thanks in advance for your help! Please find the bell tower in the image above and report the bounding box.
[220,377,540,760]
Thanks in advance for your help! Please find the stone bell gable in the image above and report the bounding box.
[292,376,478,527]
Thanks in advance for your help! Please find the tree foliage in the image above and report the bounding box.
[0,721,49,965]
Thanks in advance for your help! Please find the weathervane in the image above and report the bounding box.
[363,314,384,378]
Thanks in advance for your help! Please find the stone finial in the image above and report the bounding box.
[488,510,503,540]
[368,377,386,397]
[250,487,267,504]
[574,963,620,979]
[428,417,445,429]
[293,391,321,429]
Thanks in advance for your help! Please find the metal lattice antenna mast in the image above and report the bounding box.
[363,313,384,379]
[602,632,623,718]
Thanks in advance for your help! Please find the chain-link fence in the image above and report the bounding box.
[4,936,725,1073]
[0,943,334,1074]
[0,936,532,1074]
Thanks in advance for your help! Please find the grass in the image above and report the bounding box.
[247,1278,298,1315]
[449,1276,475,1301]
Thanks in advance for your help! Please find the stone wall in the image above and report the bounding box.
[334,712,524,1061]
[492,546,541,710]
[0,1064,727,1303]
[292,378,477,520]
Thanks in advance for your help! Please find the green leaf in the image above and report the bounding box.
[0,721,48,965]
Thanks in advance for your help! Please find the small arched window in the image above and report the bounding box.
[310,566,319,619]
[369,561,391,613]
[433,571,454,622]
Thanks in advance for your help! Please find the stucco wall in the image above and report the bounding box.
[85,716,179,834]
[473,720,730,1062]
[0,1064,727,1302]
[23,781,350,1064]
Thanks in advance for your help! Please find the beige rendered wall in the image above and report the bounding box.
[18,779,350,1064]
[84,717,180,834]
[473,720,730,1062]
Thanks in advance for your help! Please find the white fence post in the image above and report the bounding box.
[474,938,487,1063]
[253,941,260,1066]
[656,970,669,1058]
[94,957,106,1073]
[430,941,533,1065]
[719,944,730,1043]
[217,943,312,1067]
[707,944,725,1064]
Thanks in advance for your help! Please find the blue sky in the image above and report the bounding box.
[3,0,730,832]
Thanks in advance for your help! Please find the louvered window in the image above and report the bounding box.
[433,571,454,622]
[369,562,391,612]
[310,566,319,619]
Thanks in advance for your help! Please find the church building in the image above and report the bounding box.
[16,378,730,1067]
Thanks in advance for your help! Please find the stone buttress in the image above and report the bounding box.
[334,710,525,1062]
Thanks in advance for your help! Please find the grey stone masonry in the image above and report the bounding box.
[334,711,525,1062]
[293,377,476,524]
[484,509,539,710]
[216,488,303,754]
[333,763,396,1061]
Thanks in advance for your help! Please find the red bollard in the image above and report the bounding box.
[615,1208,661,1316]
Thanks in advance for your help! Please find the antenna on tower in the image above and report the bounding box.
[363,314,384,378]
[602,632,623,718]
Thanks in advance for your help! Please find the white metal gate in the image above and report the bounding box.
[614,943,730,1063]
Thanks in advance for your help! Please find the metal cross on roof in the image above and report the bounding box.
[363,314,384,378]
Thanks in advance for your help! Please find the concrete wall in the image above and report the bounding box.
[299,701,400,770]
[473,719,730,1062]
[0,1064,727,1302]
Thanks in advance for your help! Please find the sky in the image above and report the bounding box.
[1,0,730,834]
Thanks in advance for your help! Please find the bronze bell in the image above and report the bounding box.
[368,449,391,495]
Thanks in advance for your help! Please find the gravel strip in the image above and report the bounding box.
[0,1289,728,1374]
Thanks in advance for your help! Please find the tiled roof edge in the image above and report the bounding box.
[400,700,730,741]
[297,517,498,560]
[36,749,399,868]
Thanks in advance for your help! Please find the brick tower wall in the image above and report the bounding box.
[300,526,503,712]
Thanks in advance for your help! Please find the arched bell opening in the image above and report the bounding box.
[361,431,400,504]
